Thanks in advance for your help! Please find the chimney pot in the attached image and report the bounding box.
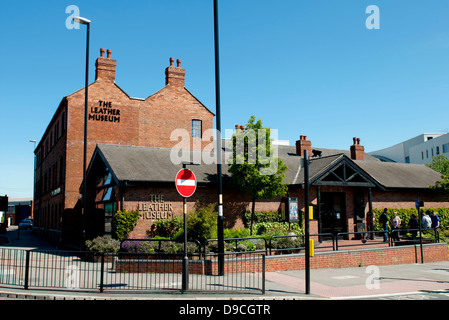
[95,48,117,82]
[165,57,186,87]
[350,137,365,160]
[296,135,312,157]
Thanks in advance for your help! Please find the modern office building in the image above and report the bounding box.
[369,133,449,164]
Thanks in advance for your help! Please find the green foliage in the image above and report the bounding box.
[431,173,449,193]
[228,116,289,200]
[228,116,289,232]
[150,202,217,245]
[253,221,303,240]
[223,228,251,239]
[183,202,218,244]
[426,155,449,175]
[427,155,449,193]
[372,208,449,231]
[148,215,183,238]
[121,240,200,254]
[85,235,120,252]
[243,210,283,226]
[111,210,140,241]
[270,236,304,252]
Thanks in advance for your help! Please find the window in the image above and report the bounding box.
[443,144,449,153]
[405,156,410,163]
[421,152,424,160]
[436,146,440,155]
[192,119,202,138]
[426,150,429,158]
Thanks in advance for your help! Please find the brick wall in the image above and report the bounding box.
[115,243,448,274]
[265,242,448,271]
[35,50,215,233]
[123,185,282,238]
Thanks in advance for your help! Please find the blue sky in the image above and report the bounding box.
[1,0,449,198]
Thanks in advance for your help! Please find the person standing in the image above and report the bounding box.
[391,211,401,242]
[422,212,432,229]
[379,208,389,242]
[408,213,419,239]
[431,211,440,229]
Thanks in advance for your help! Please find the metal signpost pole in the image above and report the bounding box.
[182,195,188,291]
[304,150,310,294]
[416,199,424,263]
[182,164,189,292]
[176,164,197,292]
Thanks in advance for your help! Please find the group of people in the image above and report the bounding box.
[377,208,440,242]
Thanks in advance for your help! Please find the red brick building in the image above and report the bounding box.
[83,136,449,241]
[34,48,449,248]
[33,49,213,243]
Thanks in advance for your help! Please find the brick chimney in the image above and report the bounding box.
[296,135,312,157]
[95,48,116,82]
[165,57,185,87]
[350,137,365,160]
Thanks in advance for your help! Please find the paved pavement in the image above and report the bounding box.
[0,226,448,302]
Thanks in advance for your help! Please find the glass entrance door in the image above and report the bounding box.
[320,192,346,235]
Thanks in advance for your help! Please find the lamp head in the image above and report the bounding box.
[73,16,91,25]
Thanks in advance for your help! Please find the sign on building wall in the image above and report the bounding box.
[137,194,174,220]
[89,100,121,123]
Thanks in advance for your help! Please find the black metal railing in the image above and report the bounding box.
[0,248,265,294]
[389,228,440,246]
[203,237,268,257]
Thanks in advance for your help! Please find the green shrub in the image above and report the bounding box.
[270,236,304,251]
[373,208,449,231]
[148,215,183,238]
[243,210,283,227]
[185,202,217,244]
[253,221,303,240]
[85,235,120,252]
[223,228,251,239]
[111,210,140,241]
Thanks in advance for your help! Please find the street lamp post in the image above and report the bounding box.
[29,140,37,237]
[213,0,225,277]
[73,16,91,248]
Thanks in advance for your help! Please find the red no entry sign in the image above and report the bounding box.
[175,169,197,198]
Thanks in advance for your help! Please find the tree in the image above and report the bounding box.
[427,155,449,193]
[228,116,288,234]
[426,155,449,175]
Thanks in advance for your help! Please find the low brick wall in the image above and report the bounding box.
[115,243,448,274]
[265,243,448,271]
